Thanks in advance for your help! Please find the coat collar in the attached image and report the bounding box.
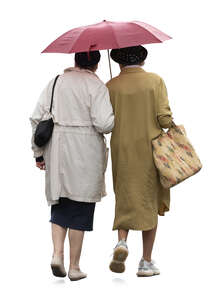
[64,66,98,78]
[120,67,146,75]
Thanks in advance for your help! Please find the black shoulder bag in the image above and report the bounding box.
[34,75,60,147]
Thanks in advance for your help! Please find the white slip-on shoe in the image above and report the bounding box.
[68,269,87,281]
[50,255,67,278]
[136,258,160,277]
[109,239,129,273]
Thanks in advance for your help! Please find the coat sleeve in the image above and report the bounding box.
[156,78,173,128]
[29,79,54,159]
[90,83,115,133]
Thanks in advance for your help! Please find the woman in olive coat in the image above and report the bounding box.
[106,46,174,276]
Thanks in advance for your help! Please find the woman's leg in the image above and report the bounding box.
[68,229,84,270]
[109,230,129,273]
[51,223,67,256]
[118,229,129,241]
[142,225,157,262]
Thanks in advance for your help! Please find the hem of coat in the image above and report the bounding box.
[112,205,170,231]
[112,208,170,231]
[112,222,158,231]
[47,192,107,206]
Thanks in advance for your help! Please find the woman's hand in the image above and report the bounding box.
[36,160,46,170]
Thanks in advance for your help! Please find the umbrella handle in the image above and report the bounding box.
[107,49,112,80]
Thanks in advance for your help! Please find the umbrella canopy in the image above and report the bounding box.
[42,20,172,54]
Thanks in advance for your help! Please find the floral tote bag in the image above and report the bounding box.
[152,122,202,188]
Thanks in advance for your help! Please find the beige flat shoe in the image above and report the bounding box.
[68,269,87,281]
[51,256,67,278]
[109,240,129,273]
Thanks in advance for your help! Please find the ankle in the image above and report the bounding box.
[143,256,151,262]
[53,251,64,258]
[119,238,127,242]
[69,264,80,271]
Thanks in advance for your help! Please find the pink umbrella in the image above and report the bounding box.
[42,20,172,78]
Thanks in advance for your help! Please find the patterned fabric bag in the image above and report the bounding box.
[152,122,202,188]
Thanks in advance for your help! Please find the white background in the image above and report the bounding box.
[0,0,217,299]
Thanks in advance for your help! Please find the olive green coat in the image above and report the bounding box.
[106,67,173,231]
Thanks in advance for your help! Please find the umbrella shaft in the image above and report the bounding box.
[107,49,112,80]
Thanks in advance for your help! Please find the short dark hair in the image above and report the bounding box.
[75,51,101,70]
[76,63,98,71]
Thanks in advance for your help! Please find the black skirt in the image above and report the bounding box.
[50,197,96,231]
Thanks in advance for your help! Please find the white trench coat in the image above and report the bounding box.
[30,67,114,205]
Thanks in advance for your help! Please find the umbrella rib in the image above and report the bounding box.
[107,22,120,49]
[130,22,163,43]
[68,27,88,53]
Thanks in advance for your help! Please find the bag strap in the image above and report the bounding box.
[49,75,60,113]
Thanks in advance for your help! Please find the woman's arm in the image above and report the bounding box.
[29,99,46,159]
[29,78,54,160]
[90,83,115,133]
[156,77,173,128]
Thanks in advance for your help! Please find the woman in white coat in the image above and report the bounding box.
[30,51,114,281]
